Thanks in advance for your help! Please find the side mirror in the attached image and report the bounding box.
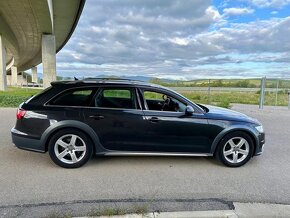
[185,105,194,115]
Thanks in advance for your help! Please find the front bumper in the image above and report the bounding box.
[254,132,265,156]
[11,128,45,153]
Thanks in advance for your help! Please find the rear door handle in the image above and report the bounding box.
[89,115,105,120]
[148,117,160,123]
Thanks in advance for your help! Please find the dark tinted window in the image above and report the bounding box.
[25,86,53,105]
[50,89,95,106]
[95,88,137,109]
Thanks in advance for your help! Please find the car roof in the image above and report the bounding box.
[50,78,163,89]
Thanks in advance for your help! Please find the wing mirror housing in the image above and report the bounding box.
[185,105,194,115]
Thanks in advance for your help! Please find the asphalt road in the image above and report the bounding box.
[0,104,290,216]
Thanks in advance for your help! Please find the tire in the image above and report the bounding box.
[48,128,93,168]
[216,131,254,167]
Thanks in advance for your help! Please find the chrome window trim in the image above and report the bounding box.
[141,109,205,116]
[44,104,143,111]
[43,84,142,111]
[43,84,204,115]
[138,87,203,115]
[44,86,142,111]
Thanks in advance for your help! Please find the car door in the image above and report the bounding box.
[82,86,148,152]
[139,88,212,153]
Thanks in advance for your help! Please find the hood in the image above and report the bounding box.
[201,104,260,124]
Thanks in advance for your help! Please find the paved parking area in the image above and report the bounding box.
[0,104,290,211]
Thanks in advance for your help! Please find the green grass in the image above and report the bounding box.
[44,212,72,218]
[180,90,289,108]
[150,78,290,89]
[0,87,288,108]
[0,87,40,107]
[87,207,127,217]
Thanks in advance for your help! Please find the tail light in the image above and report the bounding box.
[16,109,26,120]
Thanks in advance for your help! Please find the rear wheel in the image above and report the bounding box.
[216,131,254,167]
[48,129,93,168]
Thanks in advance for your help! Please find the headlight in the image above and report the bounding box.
[255,125,264,133]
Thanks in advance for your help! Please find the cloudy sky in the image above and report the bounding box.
[54,0,290,80]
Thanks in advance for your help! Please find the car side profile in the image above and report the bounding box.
[11,78,265,168]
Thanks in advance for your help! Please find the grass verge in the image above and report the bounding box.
[0,87,40,107]
[0,87,288,108]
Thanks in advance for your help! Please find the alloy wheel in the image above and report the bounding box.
[223,137,250,164]
[54,134,87,164]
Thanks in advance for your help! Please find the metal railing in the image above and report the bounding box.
[169,77,290,109]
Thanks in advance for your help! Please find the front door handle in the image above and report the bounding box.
[89,115,105,120]
[148,117,160,123]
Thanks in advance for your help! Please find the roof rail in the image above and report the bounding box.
[50,77,146,86]
[83,77,137,81]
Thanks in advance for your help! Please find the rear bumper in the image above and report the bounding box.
[11,128,45,153]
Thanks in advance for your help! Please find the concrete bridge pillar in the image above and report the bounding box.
[0,34,7,91]
[11,66,18,86]
[42,34,56,88]
[31,66,37,83]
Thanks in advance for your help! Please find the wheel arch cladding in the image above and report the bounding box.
[41,120,101,152]
[211,127,258,156]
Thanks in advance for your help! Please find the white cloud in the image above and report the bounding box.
[223,7,255,16]
[247,0,290,8]
[206,6,222,21]
[168,37,190,46]
[196,16,290,54]
[55,0,290,79]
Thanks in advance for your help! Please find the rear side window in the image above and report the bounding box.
[95,88,137,109]
[50,88,95,106]
[103,89,131,98]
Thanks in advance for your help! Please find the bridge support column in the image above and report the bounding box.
[11,66,18,86]
[42,34,56,88]
[31,67,37,83]
[0,34,7,91]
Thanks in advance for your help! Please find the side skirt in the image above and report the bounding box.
[96,152,213,157]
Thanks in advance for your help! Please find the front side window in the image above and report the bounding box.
[95,88,137,109]
[143,90,187,112]
[50,89,95,106]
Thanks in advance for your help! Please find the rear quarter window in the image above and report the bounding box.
[25,87,52,104]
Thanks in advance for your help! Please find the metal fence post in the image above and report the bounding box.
[288,90,290,109]
[259,77,266,109]
[25,74,28,91]
[275,79,279,106]
[208,79,211,104]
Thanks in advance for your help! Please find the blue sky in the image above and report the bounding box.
[50,0,290,80]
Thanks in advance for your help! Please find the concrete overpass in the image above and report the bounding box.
[0,0,86,90]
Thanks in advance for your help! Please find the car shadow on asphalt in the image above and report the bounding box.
[87,155,223,168]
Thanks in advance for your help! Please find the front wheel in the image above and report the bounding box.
[48,129,93,168]
[216,131,254,167]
